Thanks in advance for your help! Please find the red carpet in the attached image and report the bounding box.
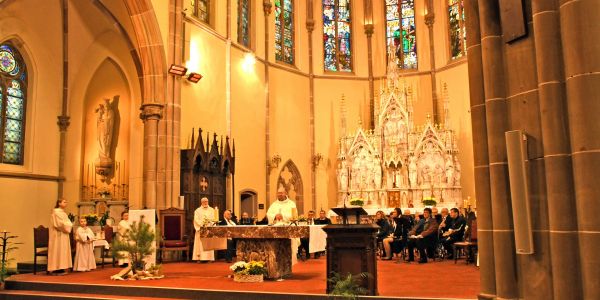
[8,258,479,299]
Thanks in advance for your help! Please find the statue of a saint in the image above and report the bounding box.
[95,98,115,161]
[408,156,418,187]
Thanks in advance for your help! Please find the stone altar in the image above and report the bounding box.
[198,226,309,279]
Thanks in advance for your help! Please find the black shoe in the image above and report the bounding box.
[405,258,414,263]
[418,259,428,264]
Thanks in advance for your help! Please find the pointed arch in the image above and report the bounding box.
[277,159,304,214]
[0,40,28,165]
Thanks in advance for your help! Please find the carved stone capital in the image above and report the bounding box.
[263,0,272,15]
[364,24,374,36]
[139,103,164,122]
[306,19,315,32]
[425,13,435,26]
[57,115,71,132]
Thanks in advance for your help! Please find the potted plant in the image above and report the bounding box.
[82,213,99,226]
[422,196,437,207]
[230,261,267,282]
[111,220,156,275]
[349,198,364,206]
[328,272,370,300]
[0,231,21,290]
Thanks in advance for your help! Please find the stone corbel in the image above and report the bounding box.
[57,115,71,132]
[263,0,272,16]
[139,103,164,122]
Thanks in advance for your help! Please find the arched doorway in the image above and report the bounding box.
[240,190,257,218]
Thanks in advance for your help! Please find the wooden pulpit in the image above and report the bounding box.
[323,223,379,296]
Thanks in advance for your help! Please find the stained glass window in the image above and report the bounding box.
[0,42,27,165]
[275,0,294,65]
[238,0,251,48]
[448,0,466,59]
[385,0,417,69]
[323,0,352,72]
[193,0,210,24]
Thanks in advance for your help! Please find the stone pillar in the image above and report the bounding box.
[363,0,374,129]
[532,0,583,298]
[560,0,600,298]
[263,0,273,205]
[307,0,317,211]
[425,0,439,124]
[140,103,164,209]
[477,1,519,298]
[464,0,496,298]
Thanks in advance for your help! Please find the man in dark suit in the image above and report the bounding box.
[406,208,439,263]
[239,212,254,225]
[314,210,332,225]
[218,210,237,262]
[298,210,316,260]
[441,208,466,259]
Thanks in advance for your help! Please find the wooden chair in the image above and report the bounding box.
[101,226,115,268]
[158,207,189,262]
[453,220,478,264]
[33,226,49,275]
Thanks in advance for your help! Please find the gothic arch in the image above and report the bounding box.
[277,159,304,215]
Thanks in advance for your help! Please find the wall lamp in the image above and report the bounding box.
[168,64,203,84]
[312,153,323,169]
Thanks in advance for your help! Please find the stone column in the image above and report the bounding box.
[307,0,317,211]
[477,1,519,298]
[264,0,273,205]
[425,0,439,124]
[464,0,496,298]
[140,103,164,209]
[363,0,374,129]
[560,0,600,298]
[532,0,582,298]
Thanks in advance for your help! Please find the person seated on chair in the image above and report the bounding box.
[432,207,442,224]
[218,210,237,263]
[298,210,316,260]
[438,208,451,235]
[374,211,392,257]
[403,209,415,228]
[406,208,439,263]
[314,210,332,225]
[239,212,254,225]
[272,213,287,226]
[441,208,466,259]
[382,210,407,260]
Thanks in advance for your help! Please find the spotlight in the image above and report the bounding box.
[187,72,203,83]
[168,64,187,76]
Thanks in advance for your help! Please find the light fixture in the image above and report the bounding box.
[312,153,324,169]
[168,64,187,76]
[187,72,203,83]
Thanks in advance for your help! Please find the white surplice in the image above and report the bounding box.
[73,226,96,271]
[47,208,73,272]
[266,198,297,224]
[193,206,216,261]
[116,220,131,265]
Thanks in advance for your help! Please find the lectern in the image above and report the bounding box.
[323,207,379,296]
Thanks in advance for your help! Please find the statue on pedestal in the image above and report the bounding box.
[95,98,116,179]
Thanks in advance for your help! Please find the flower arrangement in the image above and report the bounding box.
[82,213,99,226]
[98,212,112,227]
[422,196,437,206]
[349,198,364,206]
[230,261,267,275]
[230,261,267,282]
[297,215,308,222]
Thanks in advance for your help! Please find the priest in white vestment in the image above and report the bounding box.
[266,187,297,224]
[193,197,216,261]
[48,198,73,273]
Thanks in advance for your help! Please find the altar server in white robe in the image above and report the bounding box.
[266,187,297,224]
[48,198,73,273]
[193,197,216,261]
[73,217,96,271]
[116,211,131,266]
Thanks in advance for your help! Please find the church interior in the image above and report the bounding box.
[0,0,598,299]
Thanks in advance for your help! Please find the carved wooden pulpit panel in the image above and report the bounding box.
[181,129,235,226]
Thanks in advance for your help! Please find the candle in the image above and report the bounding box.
[179,195,185,210]
[87,164,90,186]
[124,160,127,185]
[214,206,219,222]
[292,208,298,219]
[117,162,120,185]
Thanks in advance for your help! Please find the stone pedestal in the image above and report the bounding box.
[236,239,291,279]
[323,224,379,296]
